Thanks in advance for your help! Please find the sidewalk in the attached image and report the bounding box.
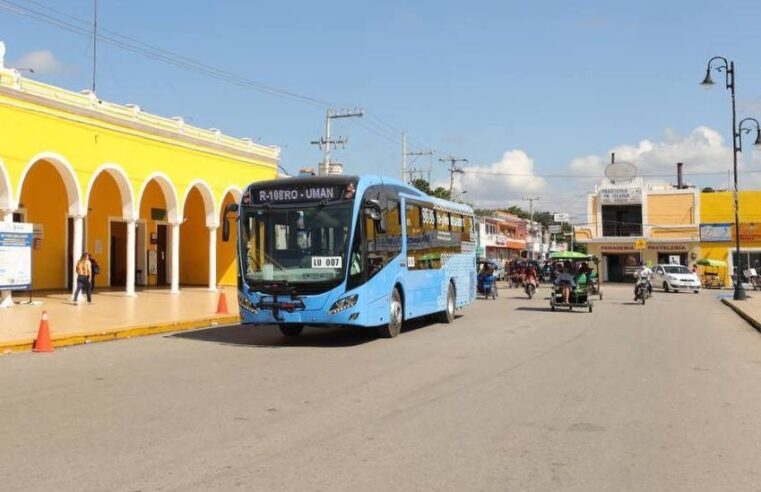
[721,289,761,334]
[0,286,240,353]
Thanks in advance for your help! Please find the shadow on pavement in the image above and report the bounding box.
[514,306,588,313]
[171,323,377,348]
[171,315,452,348]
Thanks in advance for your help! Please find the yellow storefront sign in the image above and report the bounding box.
[634,239,647,250]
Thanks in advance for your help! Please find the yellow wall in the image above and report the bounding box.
[86,171,122,285]
[699,191,761,286]
[0,74,278,291]
[701,191,761,223]
[180,188,208,285]
[20,160,68,289]
[648,194,695,225]
[217,192,238,286]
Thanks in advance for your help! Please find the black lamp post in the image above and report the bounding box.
[701,56,761,300]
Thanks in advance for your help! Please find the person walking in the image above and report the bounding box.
[88,253,100,295]
[72,253,92,304]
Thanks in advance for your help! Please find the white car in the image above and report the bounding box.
[652,264,701,293]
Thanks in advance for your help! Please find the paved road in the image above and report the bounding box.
[2,284,761,491]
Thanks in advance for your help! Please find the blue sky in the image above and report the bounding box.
[2,0,761,213]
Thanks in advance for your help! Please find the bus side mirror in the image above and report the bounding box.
[363,199,386,233]
[222,203,239,242]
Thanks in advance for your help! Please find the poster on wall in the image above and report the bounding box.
[0,222,33,291]
[700,223,732,242]
[737,223,761,242]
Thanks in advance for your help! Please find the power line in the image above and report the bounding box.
[0,0,443,159]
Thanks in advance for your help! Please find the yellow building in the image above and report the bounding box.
[0,64,278,303]
[699,190,761,286]
[576,177,700,281]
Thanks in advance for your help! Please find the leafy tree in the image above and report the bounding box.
[411,178,451,200]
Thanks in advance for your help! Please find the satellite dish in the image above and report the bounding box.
[604,161,636,184]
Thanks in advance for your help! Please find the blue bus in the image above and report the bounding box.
[222,175,476,338]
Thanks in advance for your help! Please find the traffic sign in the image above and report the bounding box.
[634,239,647,250]
[548,225,562,234]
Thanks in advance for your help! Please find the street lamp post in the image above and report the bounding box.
[701,56,761,300]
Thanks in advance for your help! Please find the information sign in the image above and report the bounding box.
[634,239,647,250]
[0,222,33,291]
[548,225,562,234]
[250,185,347,204]
[553,213,569,223]
[699,223,732,242]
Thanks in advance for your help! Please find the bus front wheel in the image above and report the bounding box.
[378,287,403,338]
[437,282,456,324]
[279,324,304,337]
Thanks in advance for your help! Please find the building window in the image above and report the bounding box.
[602,205,642,237]
[731,250,761,282]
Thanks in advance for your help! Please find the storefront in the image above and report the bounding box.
[587,241,699,282]
[700,221,761,285]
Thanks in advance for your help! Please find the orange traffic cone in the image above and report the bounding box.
[216,291,229,315]
[33,311,54,353]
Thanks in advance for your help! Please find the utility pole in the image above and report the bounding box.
[402,132,407,183]
[439,156,468,195]
[92,0,98,93]
[523,196,540,259]
[406,150,434,183]
[310,108,363,175]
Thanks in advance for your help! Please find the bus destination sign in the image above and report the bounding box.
[251,185,345,204]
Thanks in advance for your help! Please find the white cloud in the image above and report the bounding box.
[11,50,73,76]
[459,150,547,207]
[568,126,736,184]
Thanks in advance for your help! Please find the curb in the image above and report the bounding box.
[0,315,241,354]
[721,298,761,334]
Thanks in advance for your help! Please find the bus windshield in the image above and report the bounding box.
[240,202,354,290]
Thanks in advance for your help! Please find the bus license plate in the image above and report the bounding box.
[311,256,342,269]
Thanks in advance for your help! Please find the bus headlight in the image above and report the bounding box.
[238,293,257,313]
[329,294,358,315]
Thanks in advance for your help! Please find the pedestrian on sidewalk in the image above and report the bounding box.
[72,253,92,304]
[88,253,100,294]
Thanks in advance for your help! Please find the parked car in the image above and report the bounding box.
[652,264,701,293]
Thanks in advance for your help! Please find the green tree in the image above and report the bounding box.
[411,178,451,200]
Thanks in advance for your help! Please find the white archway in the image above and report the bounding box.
[136,172,180,223]
[0,157,12,211]
[84,163,136,219]
[218,185,242,220]
[182,180,217,228]
[15,152,83,215]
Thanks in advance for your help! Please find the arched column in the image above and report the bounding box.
[84,164,136,295]
[16,154,83,291]
[217,187,241,287]
[137,173,179,290]
[179,181,216,290]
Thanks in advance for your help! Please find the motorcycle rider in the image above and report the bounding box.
[634,263,653,300]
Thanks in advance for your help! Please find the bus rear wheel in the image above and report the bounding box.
[378,288,403,338]
[279,324,304,337]
[437,282,456,324]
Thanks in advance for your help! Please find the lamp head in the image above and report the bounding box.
[700,68,715,89]
[754,129,761,147]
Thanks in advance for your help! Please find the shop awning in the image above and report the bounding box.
[696,258,727,267]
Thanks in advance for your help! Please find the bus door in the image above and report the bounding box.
[360,187,405,324]
[403,200,440,318]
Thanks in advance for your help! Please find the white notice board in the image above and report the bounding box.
[0,222,33,290]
